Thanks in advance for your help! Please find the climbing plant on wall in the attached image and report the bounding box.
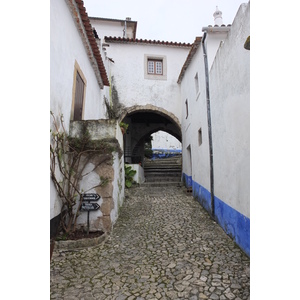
[50,112,112,235]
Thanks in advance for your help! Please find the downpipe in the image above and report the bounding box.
[202,31,215,218]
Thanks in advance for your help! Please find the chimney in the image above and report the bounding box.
[213,6,223,26]
[126,17,131,21]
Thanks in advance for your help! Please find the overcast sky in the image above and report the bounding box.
[83,0,247,43]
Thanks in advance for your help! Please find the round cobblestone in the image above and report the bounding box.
[51,186,250,299]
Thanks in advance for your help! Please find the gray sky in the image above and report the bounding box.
[83,0,247,43]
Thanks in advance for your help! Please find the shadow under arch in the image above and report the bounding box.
[119,105,182,163]
[119,104,182,140]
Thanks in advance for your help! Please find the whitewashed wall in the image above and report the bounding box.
[151,131,181,150]
[105,42,190,123]
[50,0,109,220]
[90,18,136,40]
[180,3,250,255]
[180,32,228,190]
[210,3,250,218]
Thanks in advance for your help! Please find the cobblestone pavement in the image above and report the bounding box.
[50,186,250,299]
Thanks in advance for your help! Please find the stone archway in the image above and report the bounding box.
[119,105,182,164]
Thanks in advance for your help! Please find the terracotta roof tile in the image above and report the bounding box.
[177,37,202,84]
[74,0,109,86]
[104,36,192,47]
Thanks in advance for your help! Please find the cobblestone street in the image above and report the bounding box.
[50,186,250,299]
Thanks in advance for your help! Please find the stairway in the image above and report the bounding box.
[142,155,182,187]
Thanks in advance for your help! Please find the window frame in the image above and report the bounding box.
[147,59,163,75]
[71,61,87,121]
[144,54,167,80]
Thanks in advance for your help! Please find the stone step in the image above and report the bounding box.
[140,181,182,187]
[144,172,181,177]
[143,155,182,187]
[144,161,181,165]
[144,157,182,165]
[145,160,181,165]
[144,168,181,173]
[144,165,182,170]
[146,177,181,182]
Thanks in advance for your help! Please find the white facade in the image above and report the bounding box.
[50,0,119,231]
[90,17,137,40]
[180,31,229,191]
[50,0,250,255]
[104,41,190,123]
[151,131,181,150]
[210,3,250,218]
[50,0,108,127]
[180,3,250,255]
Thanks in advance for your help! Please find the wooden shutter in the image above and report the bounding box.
[74,71,85,120]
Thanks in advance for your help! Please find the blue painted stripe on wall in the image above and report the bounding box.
[182,173,250,256]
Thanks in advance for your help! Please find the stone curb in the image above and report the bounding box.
[53,232,108,251]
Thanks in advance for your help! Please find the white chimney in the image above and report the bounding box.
[213,6,223,26]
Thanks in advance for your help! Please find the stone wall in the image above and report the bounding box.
[69,119,124,233]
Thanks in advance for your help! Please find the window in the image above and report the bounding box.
[185,99,189,119]
[144,55,167,80]
[74,71,85,120]
[71,61,86,121]
[198,128,202,146]
[148,59,163,75]
[194,72,199,95]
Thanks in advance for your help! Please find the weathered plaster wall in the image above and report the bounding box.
[180,40,213,192]
[210,3,250,218]
[90,18,136,40]
[69,120,124,233]
[50,0,110,221]
[105,42,190,123]
[180,3,250,255]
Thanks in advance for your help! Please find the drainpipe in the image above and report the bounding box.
[202,31,215,218]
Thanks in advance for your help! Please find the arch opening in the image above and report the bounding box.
[119,106,181,165]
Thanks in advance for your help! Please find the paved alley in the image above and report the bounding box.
[50,186,250,300]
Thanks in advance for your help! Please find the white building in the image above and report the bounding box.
[100,36,191,164]
[50,0,250,256]
[50,0,124,237]
[179,3,250,255]
[151,131,181,151]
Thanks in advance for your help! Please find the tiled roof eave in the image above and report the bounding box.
[177,37,202,84]
[104,36,192,48]
[66,0,110,87]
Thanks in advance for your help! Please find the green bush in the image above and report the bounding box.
[125,165,136,188]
